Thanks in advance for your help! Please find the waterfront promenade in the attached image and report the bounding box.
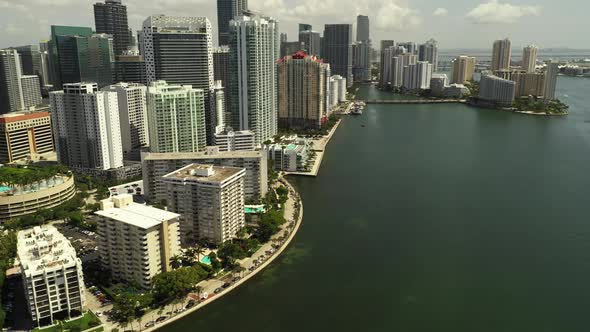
[364,99,466,104]
[107,177,304,332]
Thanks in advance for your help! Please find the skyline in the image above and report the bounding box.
[0,0,588,50]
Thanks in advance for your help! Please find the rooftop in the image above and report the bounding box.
[95,194,179,229]
[17,225,79,275]
[162,164,244,184]
[143,148,263,160]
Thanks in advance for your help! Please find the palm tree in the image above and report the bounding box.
[170,255,183,269]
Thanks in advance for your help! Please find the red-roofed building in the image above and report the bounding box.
[278,52,332,130]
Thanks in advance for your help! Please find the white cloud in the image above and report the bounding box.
[466,0,541,24]
[433,8,448,17]
[250,0,421,31]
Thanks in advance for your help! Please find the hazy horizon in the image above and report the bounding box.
[0,0,588,50]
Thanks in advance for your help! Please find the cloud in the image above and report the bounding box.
[466,0,541,24]
[250,0,421,31]
[433,8,448,16]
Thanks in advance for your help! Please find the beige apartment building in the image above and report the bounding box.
[95,194,181,289]
[0,111,54,164]
[162,164,246,245]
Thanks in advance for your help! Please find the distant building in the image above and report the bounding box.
[11,45,48,91]
[430,74,448,96]
[418,39,438,72]
[50,82,123,170]
[141,147,268,202]
[214,129,256,152]
[491,38,512,71]
[0,111,54,164]
[278,51,331,130]
[216,0,248,46]
[0,49,25,113]
[380,40,395,51]
[543,61,559,101]
[228,15,279,145]
[163,164,246,244]
[451,55,476,84]
[281,41,304,57]
[379,45,404,87]
[48,26,114,88]
[323,24,353,86]
[331,75,347,102]
[522,45,538,73]
[113,52,147,84]
[356,15,370,42]
[146,81,206,153]
[103,83,148,161]
[213,46,230,89]
[353,41,371,82]
[402,61,432,91]
[18,225,85,328]
[21,75,42,109]
[95,194,181,289]
[299,30,321,57]
[93,0,130,55]
[479,74,516,106]
[443,84,470,98]
[299,23,312,33]
[397,42,417,55]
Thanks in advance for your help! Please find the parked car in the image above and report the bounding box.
[145,321,155,328]
[214,287,223,294]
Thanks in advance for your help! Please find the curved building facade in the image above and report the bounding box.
[0,175,76,221]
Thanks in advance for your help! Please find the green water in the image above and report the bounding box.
[161,76,590,331]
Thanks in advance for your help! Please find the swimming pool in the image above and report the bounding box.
[0,186,12,193]
[200,255,211,265]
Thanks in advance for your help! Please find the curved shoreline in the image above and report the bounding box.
[141,178,304,332]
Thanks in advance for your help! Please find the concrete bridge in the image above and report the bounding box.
[362,99,466,104]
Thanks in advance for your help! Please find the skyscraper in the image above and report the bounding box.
[543,61,559,101]
[49,26,114,89]
[522,45,538,73]
[281,41,305,58]
[492,38,512,71]
[146,81,206,153]
[479,74,516,106]
[213,46,231,117]
[0,49,24,113]
[380,40,395,51]
[140,15,214,143]
[299,30,321,56]
[391,53,417,88]
[418,39,438,72]
[93,0,130,55]
[356,15,370,42]
[278,51,331,130]
[323,24,353,87]
[353,41,371,82]
[217,0,248,46]
[11,45,42,78]
[228,15,279,145]
[103,83,148,161]
[50,82,124,170]
[21,76,42,109]
[451,55,476,84]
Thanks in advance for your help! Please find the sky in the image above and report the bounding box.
[0,0,588,50]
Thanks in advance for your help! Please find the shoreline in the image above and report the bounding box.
[284,117,342,177]
[137,178,304,332]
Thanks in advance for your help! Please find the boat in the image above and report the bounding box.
[351,107,363,115]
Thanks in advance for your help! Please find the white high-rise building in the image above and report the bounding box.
[228,15,279,145]
[18,226,85,328]
[95,194,182,289]
[146,80,206,153]
[50,83,123,170]
[402,61,433,91]
[522,45,539,73]
[163,164,246,244]
[479,74,516,106]
[103,82,149,161]
[0,49,24,113]
[140,15,214,143]
[492,38,512,71]
[391,53,417,88]
[543,61,559,101]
